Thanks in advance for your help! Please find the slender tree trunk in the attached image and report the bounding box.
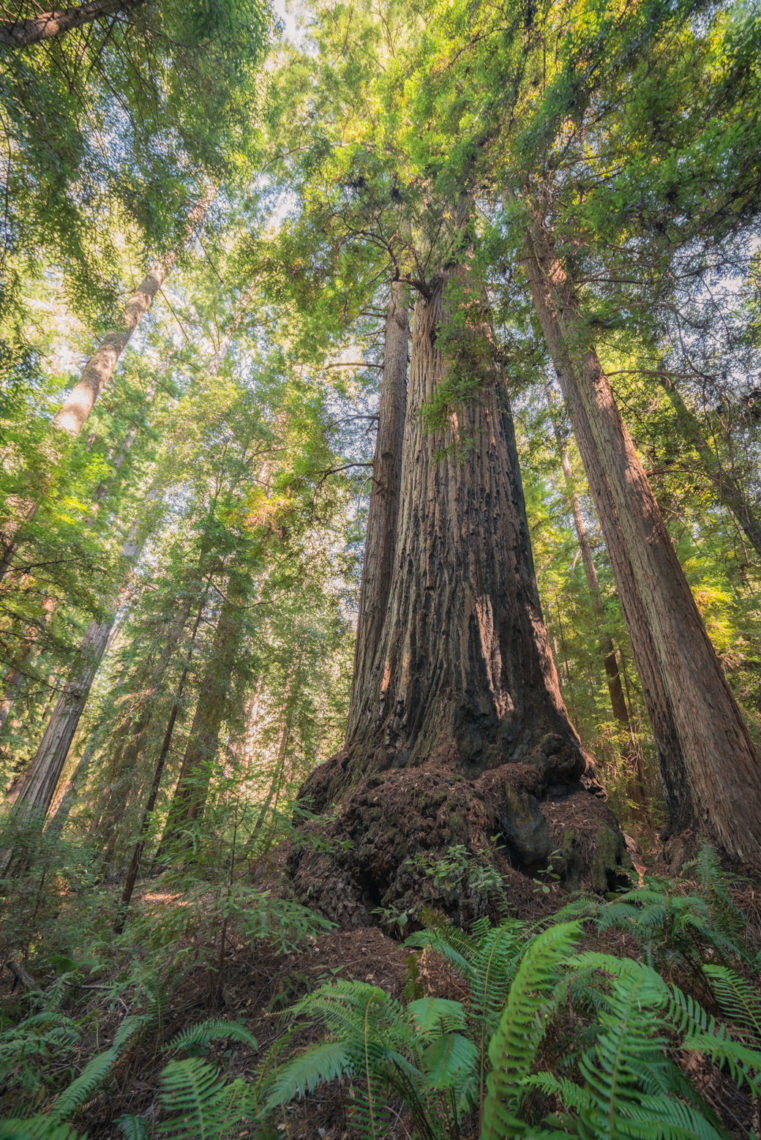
[115,599,207,931]
[546,400,649,815]
[656,371,761,559]
[95,593,195,865]
[249,659,299,843]
[545,387,629,726]
[0,0,143,46]
[0,191,211,579]
[4,492,159,831]
[523,212,761,866]
[346,281,408,738]
[155,575,248,856]
[6,618,113,820]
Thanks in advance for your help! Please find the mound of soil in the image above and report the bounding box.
[290,740,629,928]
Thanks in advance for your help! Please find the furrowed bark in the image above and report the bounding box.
[0,0,143,46]
[292,270,626,927]
[346,281,408,738]
[340,273,576,780]
[523,212,761,866]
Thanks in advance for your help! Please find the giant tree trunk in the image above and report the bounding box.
[0,0,144,46]
[346,281,408,737]
[292,272,626,927]
[0,191,211,579]
[523,213,761,868]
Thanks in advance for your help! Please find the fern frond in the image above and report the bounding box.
[703,965,761,1040]
[667,983,724,1040]
[52,1047,118,1120]
[117,1115,149,1139]
[0,1122,82,1139]
[166,1018,259,1056]
[419,1032,479,1092]
[481,920,583,1139]
[524,1070,592,1113]
[404,928,475,979]
[156,1057,246,1139]
[112,1013,152,1053]
[263,1039,352,1109]
[683,1033,761,1093]
[622,1094,729,1138]
[407,997,467,1038]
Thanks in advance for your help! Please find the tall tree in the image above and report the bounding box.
[156,571,249,855]
[294,264,624,923]
[522,214,761,863]
[3,482,162,840]
[0,191,212,580]
[544,387,630,730]
[346,281,408,738]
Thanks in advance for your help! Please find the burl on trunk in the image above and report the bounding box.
[291,273,626,928]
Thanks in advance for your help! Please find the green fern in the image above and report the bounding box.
[682,1034,761,1094]
[51,1047,119,1121]
[518,954,734,1139]
[481,920,583,1139]
[263,1037,353,1105]
[117,1116,149,1140]
[165,1018,258,1056]
[156,1057,247,1139]
[0,1122,83,1139]
[261,977,467,1138]
[263,981,415,1138]
[254,906,761,1140]
[597,850,751,973]
[703,964,761,1040]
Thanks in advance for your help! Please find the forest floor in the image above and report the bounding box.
[2,838,761,1138]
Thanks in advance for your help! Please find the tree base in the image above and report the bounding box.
[290,740,629,930]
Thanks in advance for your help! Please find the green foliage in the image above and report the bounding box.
[165,1019,259,1057]
[257,871,761,1140]
[155,1058,247,1139]
[481,921,584,1137]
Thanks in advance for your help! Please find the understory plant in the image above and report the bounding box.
[257,857,761,1139]
[2,852,760,1139]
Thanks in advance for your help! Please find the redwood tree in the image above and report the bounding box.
[293,265,625,925]
[522,212,761,866]
[346,280,409,738]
